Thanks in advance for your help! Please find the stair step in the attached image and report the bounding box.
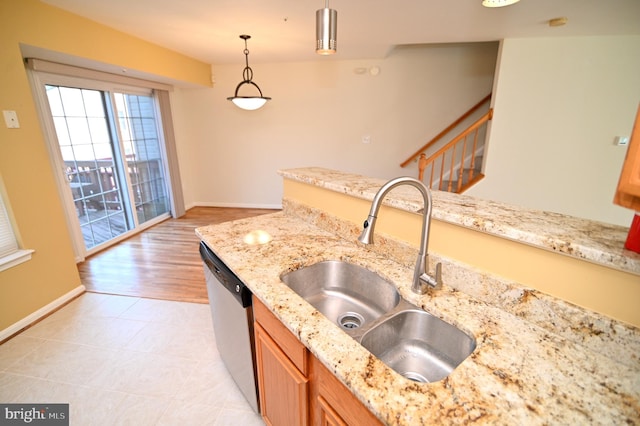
[473,155,483,171]
[441,169,482,192]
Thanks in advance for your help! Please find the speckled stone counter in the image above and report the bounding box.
[279,167,640,275]
[196,176,640,425]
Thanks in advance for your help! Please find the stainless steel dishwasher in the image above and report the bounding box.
[199,241,260,414]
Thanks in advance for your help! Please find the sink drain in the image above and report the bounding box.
[402,372,429,383]
[337,312,365,330]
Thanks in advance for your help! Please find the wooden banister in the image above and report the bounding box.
[423,109,492,161]
[418,108,493,194]
[400,93,492,168]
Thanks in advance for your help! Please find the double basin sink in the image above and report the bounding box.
[281,260,476,383]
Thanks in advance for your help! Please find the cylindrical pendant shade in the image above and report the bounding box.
[316,7,337,55]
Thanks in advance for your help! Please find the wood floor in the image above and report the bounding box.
[77,206,278,304]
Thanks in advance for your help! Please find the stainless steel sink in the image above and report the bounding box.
[280,261,400,335]
[281,260,476,382]
[360,309,476,383]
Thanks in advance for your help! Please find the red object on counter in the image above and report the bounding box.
[625,213,640,253]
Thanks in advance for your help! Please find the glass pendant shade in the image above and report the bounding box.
[227,35,271,110]
[316,5,337,55]
[230,95,268,111]
[482,0,520,7]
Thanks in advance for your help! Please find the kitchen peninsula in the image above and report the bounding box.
[196,167,640,425]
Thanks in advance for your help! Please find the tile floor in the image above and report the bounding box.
[0,293,265,425]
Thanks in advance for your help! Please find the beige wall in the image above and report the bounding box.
[467,36,640,227]
[171,42,499,209]
[0,0,211,333]
[173,35,640,228]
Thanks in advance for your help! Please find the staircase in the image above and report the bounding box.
[401,94,492,194]
[438,154,484,193]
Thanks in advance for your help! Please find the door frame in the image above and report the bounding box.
[28,69,175,261]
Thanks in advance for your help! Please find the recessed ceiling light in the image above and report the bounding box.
[482,0,520,7]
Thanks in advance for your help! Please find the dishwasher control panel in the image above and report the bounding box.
[199,241,252,307]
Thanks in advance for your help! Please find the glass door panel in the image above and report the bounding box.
[114,93,170,225]
[45,85,131,250]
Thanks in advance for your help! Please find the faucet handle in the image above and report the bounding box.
[433,262,442,289]
[418,262,443,291]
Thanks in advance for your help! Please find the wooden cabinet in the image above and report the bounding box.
[254,297,309,426]
[310,356,383,426]
[253,297,383,426]
[614,104,640,210]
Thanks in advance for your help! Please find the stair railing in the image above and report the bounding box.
[400,94,492,168]
[418,108,493,193]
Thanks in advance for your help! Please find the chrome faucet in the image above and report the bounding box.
[358,177,442,294]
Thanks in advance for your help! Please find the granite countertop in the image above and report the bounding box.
[279,167,640,275]
[196,211,640,425]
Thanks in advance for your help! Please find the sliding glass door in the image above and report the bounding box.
[46,85,131,250]
[113,93,170,225]
[35,76,171,257]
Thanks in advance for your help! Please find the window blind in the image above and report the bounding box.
[0,193,18,258]
[25,58,172,91]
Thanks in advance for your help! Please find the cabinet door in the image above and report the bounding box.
[615,104,640,209]
[255,322,309,426]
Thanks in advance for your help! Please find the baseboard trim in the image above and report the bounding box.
[189,202,282,210]
[0,285,86,342]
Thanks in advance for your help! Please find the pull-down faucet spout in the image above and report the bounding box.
[358,177,442,294]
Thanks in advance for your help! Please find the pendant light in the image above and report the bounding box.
[316,0,337,55]
[482,0,520,7]
[227,35,271,110]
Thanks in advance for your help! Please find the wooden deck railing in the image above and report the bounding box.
[401,94,492,194]
[65,158,165,211]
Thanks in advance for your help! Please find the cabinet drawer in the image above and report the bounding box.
[311,356,383,426]
[253,296,308,374]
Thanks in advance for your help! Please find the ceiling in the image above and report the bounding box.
[42,0,640,65]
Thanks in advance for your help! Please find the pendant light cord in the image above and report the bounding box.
[241,36,254,83]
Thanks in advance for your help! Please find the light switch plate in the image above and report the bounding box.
[3,110,20,129]
[614,136,629,146]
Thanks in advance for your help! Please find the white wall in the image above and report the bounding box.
[171,42,498,209]
[467,36,640,226]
